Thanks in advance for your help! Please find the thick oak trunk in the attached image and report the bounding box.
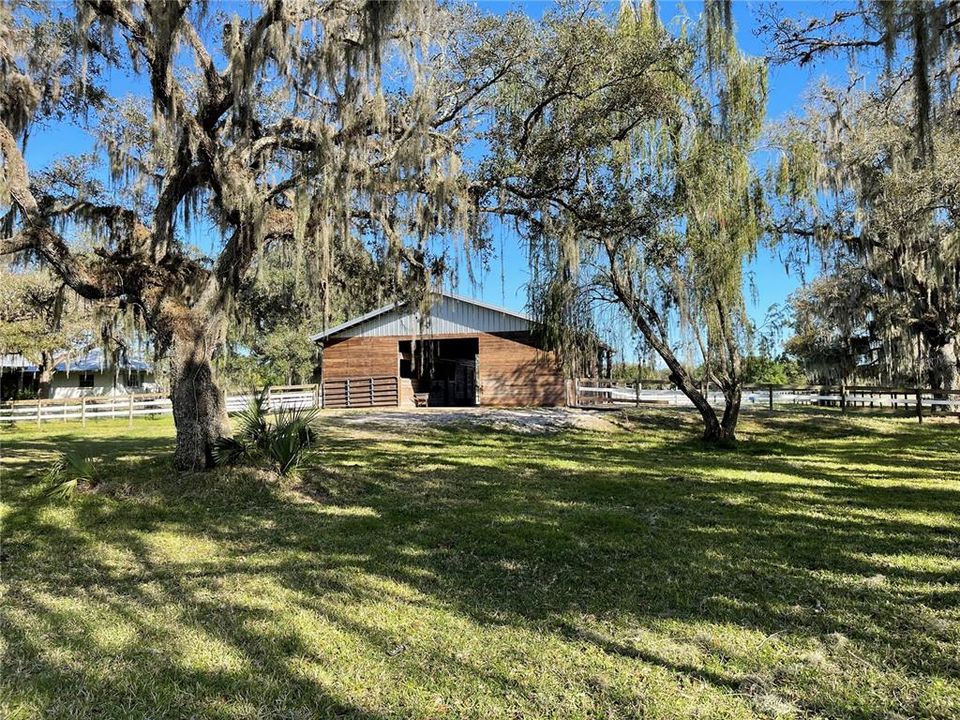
[164,309,231,471]
[38,350,53,400]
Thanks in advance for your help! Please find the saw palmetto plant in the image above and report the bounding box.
[213,389,320,477]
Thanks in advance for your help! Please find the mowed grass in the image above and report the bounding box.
[1,408,959,720]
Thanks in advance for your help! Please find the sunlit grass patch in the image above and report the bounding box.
[1,409,959,718]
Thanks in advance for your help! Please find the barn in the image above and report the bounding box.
[311,292,572,408]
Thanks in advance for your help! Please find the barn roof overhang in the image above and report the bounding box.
[1,349,152,373]
[0,354,39,372]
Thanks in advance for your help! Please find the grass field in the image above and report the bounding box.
[2,408,959,719]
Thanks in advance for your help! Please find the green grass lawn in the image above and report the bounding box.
[2,409,959,719]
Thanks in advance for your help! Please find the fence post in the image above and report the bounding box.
[915,388,923,424]
[635,380,640,407]
[346,378,351,407]
[313,383,320,409]
[36,398,41,425]
[128,393,134,427]
[81,396,86,426]
[768,384,774,411]
[840,383,847,413]
[369,377,374,406]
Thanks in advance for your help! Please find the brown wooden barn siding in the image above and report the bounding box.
[321,331,566,407]
[479,332,565,406]
[321,337,397,379]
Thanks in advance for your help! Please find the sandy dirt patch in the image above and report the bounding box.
[321,406,620,434]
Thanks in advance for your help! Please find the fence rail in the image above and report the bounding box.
[575,379,960,420]
[0,380,385,425]
[322,376,399,409]
[5,378,958,425]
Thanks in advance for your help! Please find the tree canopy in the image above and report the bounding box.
[4,0,956,465]
[476,0,767,441]
[771,79,959,394]
[2,0,487,467]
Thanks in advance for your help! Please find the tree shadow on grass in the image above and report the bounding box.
[1,585,397,720]
[2,409,959,718]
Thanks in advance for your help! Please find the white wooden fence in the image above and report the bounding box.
[576,380,960,417]
[0,384,322,426]
[5,379,959,426]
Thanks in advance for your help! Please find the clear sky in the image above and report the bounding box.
[24,1,852,358]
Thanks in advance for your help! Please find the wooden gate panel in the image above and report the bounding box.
[322,376,398,408]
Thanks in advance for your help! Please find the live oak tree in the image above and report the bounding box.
[783,263,900,385]
[762,0,960,397]
[758,0,960,157]
[222,234,391,389]
[0,266,92,398]
[771,86,960,396]
[1,0,483,469]
[478,1,766,442]
[0,260,156,398]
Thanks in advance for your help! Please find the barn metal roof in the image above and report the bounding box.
[310,292,531,342]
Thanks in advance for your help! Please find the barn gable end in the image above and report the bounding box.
[311,293,530,340]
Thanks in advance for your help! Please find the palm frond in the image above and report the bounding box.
[44,453,101,500]
[212,436,250,468]
[262,405,321,476]
[214,391,321,477]
[233,387,270,444]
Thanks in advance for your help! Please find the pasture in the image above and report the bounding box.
[2,409,959,719]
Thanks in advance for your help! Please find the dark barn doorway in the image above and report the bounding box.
[399,337,478,406]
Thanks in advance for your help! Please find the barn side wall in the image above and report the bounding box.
[478,332,566,406]
[321,337,399,379]
[320,331,566,407]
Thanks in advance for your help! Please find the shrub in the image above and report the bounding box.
[44,453,103,499]
[214,389,320,477]
[260,406,320,476]
[233,387,271,445]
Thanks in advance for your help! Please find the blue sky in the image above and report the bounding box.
[24,1,852,357]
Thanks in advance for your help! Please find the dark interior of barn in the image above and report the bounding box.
[399,338,478,406]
